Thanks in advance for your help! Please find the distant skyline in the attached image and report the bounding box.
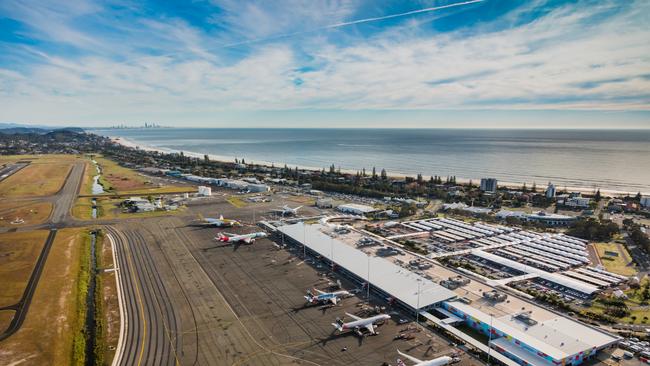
[1,0,649,128]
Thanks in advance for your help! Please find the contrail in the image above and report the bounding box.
[324,0,484,29]
[223,0,484,48]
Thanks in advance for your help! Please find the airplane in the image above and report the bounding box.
[332,312,391,336]
[396,350,455,366]
[196,214,242,227]
[271,205,302,216]
[215,231,267,244]
[304,288,351,305]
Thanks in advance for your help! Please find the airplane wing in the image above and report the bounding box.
[397,349,423,364]
[329,297,338,305]
[365,323,375,334]
[244,237,253,244]
[345,312,362,321]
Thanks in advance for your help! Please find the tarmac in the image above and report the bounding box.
[105,195,482,365]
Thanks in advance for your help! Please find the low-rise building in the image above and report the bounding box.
[337,203,379,216]
[197,186,212,196]
[316,198,333,208]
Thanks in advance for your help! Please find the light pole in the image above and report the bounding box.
[366,254,371,300]
[416,279,421,327]
[302,223,306,259]
[487,313,493,365]
[330,236,334,273]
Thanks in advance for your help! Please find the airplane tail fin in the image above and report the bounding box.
[331,321,343,332]
[215,233,227,242]
[219,214,224,220]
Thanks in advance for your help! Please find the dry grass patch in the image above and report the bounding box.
[0,228,89,366]
[0,162,72,198]
[94,157,149,192]
[0,201,52,227]
[0,230,49,307]
[0,310,14,333]
[594,242,636,276]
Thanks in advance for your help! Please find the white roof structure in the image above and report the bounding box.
[337,203,379,214]
[278,222,456,309]
[472,250,599,295]
[447,301,619,362]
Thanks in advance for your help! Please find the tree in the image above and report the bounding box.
[362,168,366,177]
[417,173,423,185]
[594,189,601,202]
[531,182,537,193]
[241,158,246,165]
[372,167,377,179]
[468,179,473,188]
[380,168,387,180]
[522,182,527,193]
[204,154,209,162]
[329,164,336,174]
[635,192,642,202]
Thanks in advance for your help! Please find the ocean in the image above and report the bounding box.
[94,128,650,194]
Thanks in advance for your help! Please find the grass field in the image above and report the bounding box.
[594,242,636,276]
[0,228,90,366]
[0,162,72,198]
[0,310,14,334]
[0,201,52,228]
[227,196,248,208]
[0,230,50,307]
[94,156,149,192]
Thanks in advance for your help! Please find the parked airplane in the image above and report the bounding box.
[396,350,455,366]
[304,288,351,305]
[271,205,302,216]
[215,231,267,244]
[332,312,391,336]
[197,214,242,227]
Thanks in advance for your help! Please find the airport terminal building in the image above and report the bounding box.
[277,222,457,311]
[441,300,618,366]
[274,222,619,366]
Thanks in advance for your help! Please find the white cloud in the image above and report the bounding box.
[0,0,649,125]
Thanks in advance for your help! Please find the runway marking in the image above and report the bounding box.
[108,232,126,366]
[124,238,147,366]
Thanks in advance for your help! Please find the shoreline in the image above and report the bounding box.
[110,136,646,197]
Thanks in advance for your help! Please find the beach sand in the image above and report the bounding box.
[111,137,639,197]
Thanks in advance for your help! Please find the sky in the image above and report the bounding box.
[0,0,649,128]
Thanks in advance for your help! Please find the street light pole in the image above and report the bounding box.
[487,313,493,365]
[416,279,421,327]
[366,255,370,300]
[303,223,306,259]
[330,236,334,273]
